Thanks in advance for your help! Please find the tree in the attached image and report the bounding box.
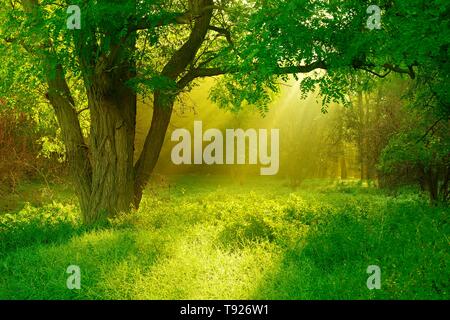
[1,0,245,223]
[380,108,450,203]
[1,0,448,223]
[0,0,334,224]
[235,0,449,192]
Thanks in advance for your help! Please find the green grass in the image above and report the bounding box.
[0,180,75,214]
[0,176,448,299]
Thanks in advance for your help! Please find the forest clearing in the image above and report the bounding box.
[0,0,449,303]
[1,177,448,299]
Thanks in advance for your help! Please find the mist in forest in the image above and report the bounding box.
[135,77,398,187]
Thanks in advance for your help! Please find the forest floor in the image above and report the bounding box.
[0,176,448,299]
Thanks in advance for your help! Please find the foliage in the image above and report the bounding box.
[2,0,449,116]
[211,0,450,115]
[380,119,450,174]
[1,177,448,299]
[379,106,450,202]
[0,109,64,193]
[0,202,81,257]
[1,0,449,223]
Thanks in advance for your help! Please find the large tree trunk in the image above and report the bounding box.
[48,66,137,224]
[85,73,137,224]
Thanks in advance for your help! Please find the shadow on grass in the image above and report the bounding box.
[0,208,84,258]
[251,198,449,300]
[0,197,208,299]
[0,202,136,259]
[0,228,165,299]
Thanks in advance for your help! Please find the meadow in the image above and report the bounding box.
[0,176,448,300]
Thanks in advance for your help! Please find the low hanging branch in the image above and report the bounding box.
[358,63,417,79]
[177,60,328,89]
[132,5,224,31]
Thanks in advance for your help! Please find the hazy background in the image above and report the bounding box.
[135,78,359,183]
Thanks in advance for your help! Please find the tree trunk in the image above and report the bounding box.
[48,62,138,224]
[364,93,373,180]
[439,166,449,203]
[426,166,439,203]
[357,92,366,181]
[47,65,92,219]
[85,75,137,224]
[418,165,427,192]
[133,92,174,207]
[340,156,348,180]
[133,0,214,208]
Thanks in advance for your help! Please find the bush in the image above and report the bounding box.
[0,109,65,195]
[0,203,82,256]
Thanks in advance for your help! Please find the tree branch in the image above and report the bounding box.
[208,25,233,46]
[359,67,392,78]
[355,60,417,79]
[132,12,191,31]
[132,5,223,31]
[275,60,328,75]
[134,0,216,204]
[76,107,89,115]
[382,63,416,79]
[177,60,328,89]
[417,116,448,143]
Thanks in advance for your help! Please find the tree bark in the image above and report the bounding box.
[46,64,93,221]
[357,92,366,181]
[133,0,214,207]
[133,92,174,207]
[426,166,439,203]
[440,166,449,202]
[48,64,137,224]
[86,71,137,223]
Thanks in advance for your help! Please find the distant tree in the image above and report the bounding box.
[380,94,450,203]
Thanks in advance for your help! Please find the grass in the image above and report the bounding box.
[0,176,448,300]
